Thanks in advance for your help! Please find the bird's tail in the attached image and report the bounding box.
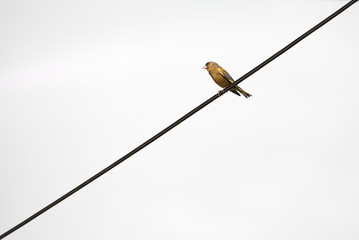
[237,88,252,98]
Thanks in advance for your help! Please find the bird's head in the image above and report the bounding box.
[202,61,217,71]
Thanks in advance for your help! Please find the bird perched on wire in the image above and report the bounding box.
[203,61,252,98]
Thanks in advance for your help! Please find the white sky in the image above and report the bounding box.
[1,0,358,239]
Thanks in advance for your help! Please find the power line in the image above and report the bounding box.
[1,0,357,239]
[229,0,358,88]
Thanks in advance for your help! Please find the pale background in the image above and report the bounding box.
[1,0,358,239]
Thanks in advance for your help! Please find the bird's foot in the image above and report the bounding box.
[217,89,224,97]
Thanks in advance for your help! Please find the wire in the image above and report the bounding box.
[1,0,357,239]
[225,0,358,91]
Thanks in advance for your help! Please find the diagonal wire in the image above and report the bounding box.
[1,0,357,239]
[225,0,358,91]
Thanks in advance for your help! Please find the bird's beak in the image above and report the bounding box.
[202,65,207,69]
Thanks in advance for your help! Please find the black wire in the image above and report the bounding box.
[224,0,359,92]
[1,0,357,239]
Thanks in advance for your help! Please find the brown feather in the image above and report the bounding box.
[204,61,252,98]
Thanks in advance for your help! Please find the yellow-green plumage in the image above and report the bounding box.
[203,61,251,98]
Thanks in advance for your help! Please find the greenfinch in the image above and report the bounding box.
[203,61,252,98]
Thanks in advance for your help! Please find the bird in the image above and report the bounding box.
[203,61,252,98]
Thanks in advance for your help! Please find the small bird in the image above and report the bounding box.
[203,61,252,98]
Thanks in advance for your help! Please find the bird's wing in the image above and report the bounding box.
[217,68,234,84]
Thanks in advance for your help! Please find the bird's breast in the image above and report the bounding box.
[210,71,230,88]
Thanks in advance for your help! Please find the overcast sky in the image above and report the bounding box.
[1,0,358,239]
